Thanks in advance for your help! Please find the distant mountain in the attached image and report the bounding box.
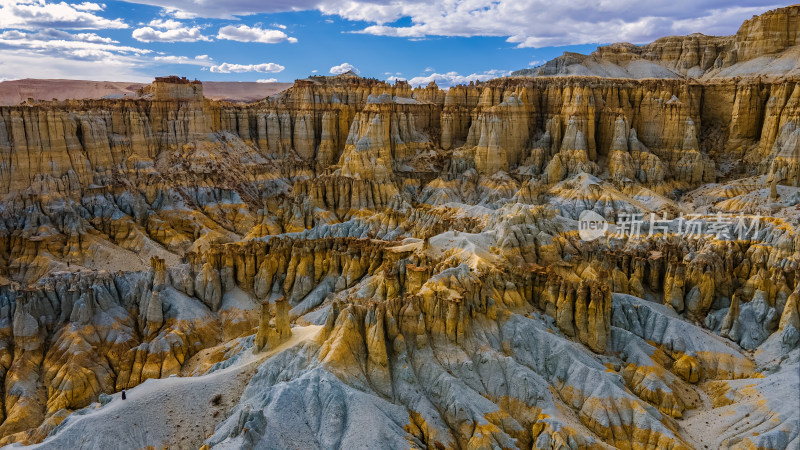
[0,78,292,105]
[513,4,800,79]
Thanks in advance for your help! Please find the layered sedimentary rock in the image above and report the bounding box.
[1,8,800,449]
[513,4,800,80]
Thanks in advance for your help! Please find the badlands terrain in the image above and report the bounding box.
[0,4,798,450]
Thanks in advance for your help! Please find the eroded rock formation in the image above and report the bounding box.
[1,8,800,449]
[513,4,800,80]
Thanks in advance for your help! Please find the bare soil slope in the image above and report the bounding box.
[0,78,291,105]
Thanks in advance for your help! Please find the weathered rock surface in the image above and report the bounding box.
[513,5,800,80]
[1,8,800,449]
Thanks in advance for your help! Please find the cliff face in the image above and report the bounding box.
[514,4,800,80]
[2,76,797,203]
[735,5,800,62]
[1,9,800,450]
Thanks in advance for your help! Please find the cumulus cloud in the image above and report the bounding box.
[0,22,219,80]
[0,48,150,81]
[398,69,510,88]
[0,0,127,29]
[0,29,150,60]
[162,7,196,19]
[0,29,118,43]
[117,0,319,19]
[0,10,219,81]
[338,1,779,47]
[209,62,285,73]
[217,25,297,44]
[0,25,159,81]
[153,54,213,66]
[132,20,211,42]
[256,78,278,83]
[144,19,183,29]
[119,0,778,47]
[329,62,358,74]
[72,2,103,11]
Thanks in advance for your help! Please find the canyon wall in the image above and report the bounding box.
[0,7,799,449]
[2,75,798,204]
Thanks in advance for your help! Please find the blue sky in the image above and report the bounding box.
[0,0,784,86]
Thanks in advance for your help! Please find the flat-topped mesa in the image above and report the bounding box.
[149,76,203,101]
[273,72,415,108]
[308,70,364,84]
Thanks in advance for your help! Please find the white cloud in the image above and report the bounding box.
[217,24,296,43]
[0,14,216,81]
[146,18,183,29]
[117,0,321,19]
[132,20,211,42]
[153,54,213,66]
[341,1,780,47]
[71,31,115,43]
[0,29,118,43]
[528,60,544,67]
[162,7,196,19]
[209,62,285,73]
[329,62,358,74]
[72,2,104,11]
[119,1,780,48]
[0,29,150,59]
[256,78,278,83]
[403,70,510,88]
[0,26,219,81]
[0,48,150,81]
[0,0,127,29]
